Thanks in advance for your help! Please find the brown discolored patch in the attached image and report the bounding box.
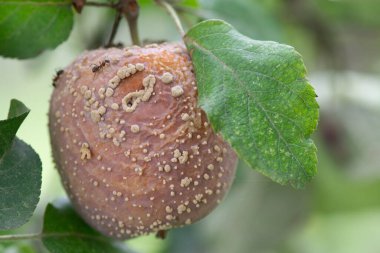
[49,42,238,240]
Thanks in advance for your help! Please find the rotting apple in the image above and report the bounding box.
[49,42,238,239]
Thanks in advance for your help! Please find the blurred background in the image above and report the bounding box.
[1,0,380,252]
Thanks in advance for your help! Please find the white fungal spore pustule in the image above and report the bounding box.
[121,74,156,113]
[80,143,91,160]
[171,85,184,97]
[130,124,140,133]
[161,72,174,84]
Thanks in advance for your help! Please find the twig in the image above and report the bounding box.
[156,0,185,37]
[121,0,141,46]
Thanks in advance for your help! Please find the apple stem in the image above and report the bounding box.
[156,0,185,37]
[122,0,141,46]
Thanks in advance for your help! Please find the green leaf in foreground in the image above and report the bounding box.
[0,0,74,59]
[0,99,42,230]
[0,139,42,230]
[184,20,319,188]
[0,99,29,157]
[42,202,132,253]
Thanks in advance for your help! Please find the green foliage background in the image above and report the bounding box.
[1,0,380,252]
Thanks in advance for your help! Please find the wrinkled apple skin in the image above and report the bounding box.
[49,43,237,239]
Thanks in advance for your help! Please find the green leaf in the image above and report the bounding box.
[0,0,74,59]
[184,20,319,188]
[42,202,133,253]
[0,99,29,158]
[0,138,42,230]
[0,99,42,230]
